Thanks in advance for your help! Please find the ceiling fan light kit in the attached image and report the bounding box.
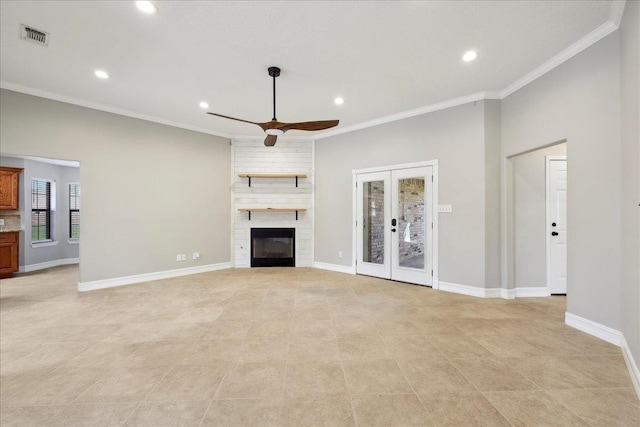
[207,66,339,146]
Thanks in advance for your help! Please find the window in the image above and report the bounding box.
[69,183,80,239]
[32,179,55,242]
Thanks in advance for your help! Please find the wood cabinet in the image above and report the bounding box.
[0,166,22,210]
[0,232,19,278]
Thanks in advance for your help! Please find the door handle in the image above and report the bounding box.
[551,231,559,236]
[391,218,397,226]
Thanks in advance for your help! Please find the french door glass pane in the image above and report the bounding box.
[397,177,425,269]
[363,180,384,264]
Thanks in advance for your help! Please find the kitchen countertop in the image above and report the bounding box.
[0,228,22,233]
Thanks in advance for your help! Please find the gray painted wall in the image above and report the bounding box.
[512,143,567,287]
[0,89,231,283]
[484,100,502,288]
[0,156,80,268]
[502,34,621,330]
[619,0,640,372]
[316,102,488,288]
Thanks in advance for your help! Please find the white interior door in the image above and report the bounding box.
[547,157,567,294]
[356,165,433,286]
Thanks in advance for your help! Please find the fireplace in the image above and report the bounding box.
[251,228,295,267]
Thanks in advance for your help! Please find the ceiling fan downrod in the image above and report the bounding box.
[268,66,280,121]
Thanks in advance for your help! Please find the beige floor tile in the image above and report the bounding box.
[334,318,379,336]
[47,402,138,426]
[288,337,341,362]
[564,355,636,388]
[343,359,413,395]
[237,338,290,362]
[246,319,293,338]
[374,319,424,337]
[75,365,167,403]
[351,394,432,427]
[199,319,253,339]
[419,392,510,426]
[125,341,193,366]
[181,339,243,364]
[3,367,105,406]
[0,405,66,427]
[102,322,167,342]
[472,334,546,358]
[548,388,640,426]
[292,319,337,339]
[450,357,539,392]
[146,363,229,401]
[429,334,494,358]
[337,335,391,360]
[175,308,225,323]
[485,390,589,426]
[202,399,282,426]
[152,321,211,341]
[397,358,476,394]
[281,395,355,427]
[284,361,348,398]
[124,401,209,426]
[64,342,143,370]
[215,362,286,399]
[1,341,90,376]
[382,335,444,360]
[505,355,599,389]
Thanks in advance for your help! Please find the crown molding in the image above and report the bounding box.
[0,82,232,139]
[2,1,626,142]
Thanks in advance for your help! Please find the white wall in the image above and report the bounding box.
[502,34,621,329]
[619,0,640,374]
[0,89,231,284]
[512,143,567,288]
[316,102,488,288]
[232,139,313,267]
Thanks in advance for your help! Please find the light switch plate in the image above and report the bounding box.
[0,219,4,226]
[438,204,453,213]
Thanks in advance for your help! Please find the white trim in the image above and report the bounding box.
[565,312,622,346]
[352,159,439,175]
[77,262,231,292]
[621,334,640,400]
[546,155,567,295]
[67,239,79,245]
[500,22,619,98]
[19,257,78,273]
[0,82,232,139]
[312,262,356,275]
[501,288,516,299]
[609,1,627,27]
[316,92,493,139]
[514,287,551,297]
[439,281,492,298]
[3,154,79,168]
[31,240,59,248]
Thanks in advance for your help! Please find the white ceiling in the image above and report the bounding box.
[0,1,620,139]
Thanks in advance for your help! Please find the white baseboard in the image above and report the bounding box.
[312,262,356,275]
[621,334,640,400]
[19,257,79,273]
[565,312,622,346]
[77,262,231,292]
[514,287,551,297]
[501,288,516,299]
[439,281,489,298]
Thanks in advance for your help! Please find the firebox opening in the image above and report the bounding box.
[251,228,295,267]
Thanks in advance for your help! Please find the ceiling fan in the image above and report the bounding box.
[207,67,339,146]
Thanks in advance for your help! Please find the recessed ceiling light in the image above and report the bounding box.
[136,1,157,14]
[94,70,109,79]
[199,101,209,109]
[334,97,344,105]
[463,51,478,62]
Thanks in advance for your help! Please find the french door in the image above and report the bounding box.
[356,165,434,286]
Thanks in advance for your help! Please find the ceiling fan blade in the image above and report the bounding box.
[207,112,261,127]
[281,120,339,132]
[264,134,278,147]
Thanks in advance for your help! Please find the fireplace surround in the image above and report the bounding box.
[250,228,295,267]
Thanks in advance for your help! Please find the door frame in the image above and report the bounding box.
[352,160,439,288]
[545,155,567,295]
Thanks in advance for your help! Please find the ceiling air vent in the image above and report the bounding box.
[20,24,49,46]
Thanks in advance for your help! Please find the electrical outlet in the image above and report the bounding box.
[181,254,187,261]
[338,251,343,258]
[176,254,182,262]
[193,252,200,260]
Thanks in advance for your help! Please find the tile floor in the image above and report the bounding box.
[0,265,638,426]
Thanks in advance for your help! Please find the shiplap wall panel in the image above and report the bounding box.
[232,139,314,267]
